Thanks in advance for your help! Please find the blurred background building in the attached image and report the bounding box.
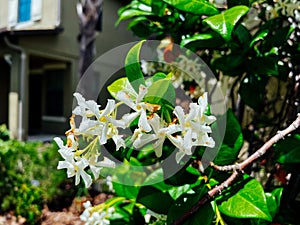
[0,0,137,140]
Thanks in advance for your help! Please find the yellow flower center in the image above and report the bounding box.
[74,165,78,172]
[100,117,107,122]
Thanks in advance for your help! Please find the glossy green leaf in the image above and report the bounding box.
[144,79,175,105]
[181,32,225,49]
[116,9,153,26]
[274,134,300,170]
[265,193,277,218]
[162,0,219,16]
[144,79,175,122]
[107,77,136,99]
[217,176,272,221]
[125,41,146,92]
[139,0,152,5]
[250,29,269,48]
[213,109,243,165]
[203,6,249,41]
[137,186,174,214]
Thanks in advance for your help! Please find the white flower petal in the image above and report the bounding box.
[99,124,108,145]
[90,165,102,180]
[139,110,151,132]
[121,112,139,127]
[112,134,126,151]
[97,157,115,168]
[174,106,185,125]
[86,100,101,118]
[116,91,136,110]
[186,103,200,122]
[153,138,164,157]
[100,99,116,117]
[133,133,157,149]
[175,151,185,164]
[198,92,208,114]
[136,85,148,102]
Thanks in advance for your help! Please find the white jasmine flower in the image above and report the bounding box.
[117,85,160,132]
[72,93,125,150]
[173,93,216,162]
[88,156,115,180]
[56,141,92,188]
[132,113,181,157]
[59,157,92,188]
[73,92,101,119]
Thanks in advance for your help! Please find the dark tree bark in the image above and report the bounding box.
[77,0,102,78]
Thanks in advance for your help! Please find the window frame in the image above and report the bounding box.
[8,0,42,28]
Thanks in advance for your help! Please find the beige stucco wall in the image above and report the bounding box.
[0,1,8,30]
[4,0,60,31]
[19,0,79,59]
[14,0,60,31]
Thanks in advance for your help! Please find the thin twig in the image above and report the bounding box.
[171,114,300,225]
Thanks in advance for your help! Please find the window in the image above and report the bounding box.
[18,0,31,22]
[8,0,42,27]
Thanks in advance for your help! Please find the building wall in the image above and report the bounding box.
[0,0,139,139]
[0,1,8,31]
[95,0,138,56]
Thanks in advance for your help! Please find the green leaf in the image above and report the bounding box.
[162,0,219,16]
[113,183,140,200]
[247,56,278,76]
[212,54,245,76]
[139,0,152,5]
[116,9,153,26]
[250,29,269,48]
[107,77,136,99]
[265,193,277,218]
[143,168,173,191]
[128,17,163,39]
[125,41,146,93]
[146,72,169,84]
[164,165,199,186]
[233,24,252,46]
[262,25,294,52]
[144,79,176,122]
[144,79,175,105]
[151,0,167,16]
[274,135,300,172]
[239,75,268,111]
[181,32,225,49]
[227,0,250,8]
[137,186,174,214]
[203,6,249,41]
[217,176,272,221]
[213,109,243,165]
[167,188,214,225]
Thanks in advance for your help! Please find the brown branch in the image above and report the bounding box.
[171,114,300,225]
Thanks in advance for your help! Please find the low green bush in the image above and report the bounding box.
[0,125,70,224]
